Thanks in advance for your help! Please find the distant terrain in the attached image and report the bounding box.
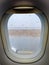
[8,29,41,37]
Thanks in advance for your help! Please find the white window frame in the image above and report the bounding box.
[1,9,48,63]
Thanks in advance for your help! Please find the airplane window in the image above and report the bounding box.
[1,8,48,63]
[8,14,41,58]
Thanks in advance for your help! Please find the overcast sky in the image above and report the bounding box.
[8,13,41,30]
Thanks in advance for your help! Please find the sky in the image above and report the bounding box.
[8,13,41,30]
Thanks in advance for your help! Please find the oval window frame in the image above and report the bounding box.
[0,7,48,63]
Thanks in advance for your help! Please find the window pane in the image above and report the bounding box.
[7,13,41,58]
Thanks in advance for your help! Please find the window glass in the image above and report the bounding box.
[7,13,41,58]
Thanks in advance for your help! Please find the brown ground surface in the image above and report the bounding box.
[8,29,41,37]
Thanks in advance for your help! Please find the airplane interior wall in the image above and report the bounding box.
[0,0,49,65]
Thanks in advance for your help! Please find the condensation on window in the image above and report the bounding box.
[7,13,41,58]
